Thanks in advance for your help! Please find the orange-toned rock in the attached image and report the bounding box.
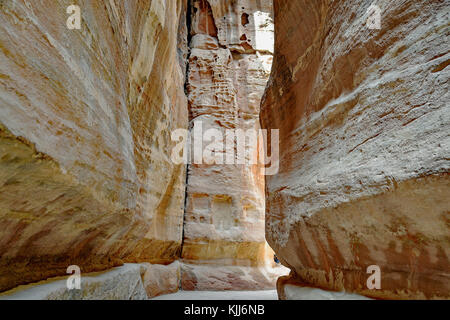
[0,0,188,291]
[261,0,450,299]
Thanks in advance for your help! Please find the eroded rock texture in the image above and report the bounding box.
[0,0,188,291]
[181,262,285,291]
[0,264,149,300]
[182,0,285,289]
[261,0,450,299]
[141,261,181,298]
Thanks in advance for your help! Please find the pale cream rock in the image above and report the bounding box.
[182,0,279,289]
[281,284,371,301]
[152,289,279,300]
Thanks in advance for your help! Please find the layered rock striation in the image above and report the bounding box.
[182,0,285,289]
[261,0,450,299]
[0,0,189,291]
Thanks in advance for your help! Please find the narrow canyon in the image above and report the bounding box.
[0,0,448,300]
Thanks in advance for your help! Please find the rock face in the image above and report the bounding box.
[0,0,188,291]
[0,0,285,296]
[141,261,181,298]
[261,0,450,299]
[0,264,149,300]
[181,0,285,289]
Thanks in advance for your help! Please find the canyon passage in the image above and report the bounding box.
[0,0,449,300]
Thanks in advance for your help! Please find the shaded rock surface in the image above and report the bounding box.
[261,0,450,299]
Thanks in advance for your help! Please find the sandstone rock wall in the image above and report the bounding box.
[0,0,188,291]
[0,261,181,300]
[181,0,285,289]
[261,0,450,299]
[0,264,149,300]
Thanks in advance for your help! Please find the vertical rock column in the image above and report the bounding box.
[181,0,285,290]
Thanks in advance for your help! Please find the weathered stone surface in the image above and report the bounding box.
[279,283,370,301]
[141,261,180,298]
[0,264,148,300]
[152,289,279,300]
[261,0,450,299]
[182,0,284,289]
[181,262,288,291]
[0,0,188,291]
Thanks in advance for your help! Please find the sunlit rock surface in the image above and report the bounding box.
[261,0,450,299]
[0,0,188,291]
[182,0,285,289]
